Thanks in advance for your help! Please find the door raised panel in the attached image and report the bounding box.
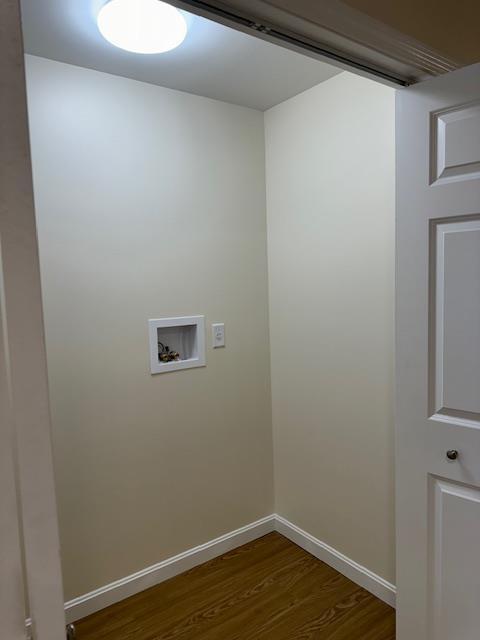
[431,103,480,184]
[430,217,480,420]
[430,478,480,640]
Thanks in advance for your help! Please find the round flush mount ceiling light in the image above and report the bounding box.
[97,0,187,54]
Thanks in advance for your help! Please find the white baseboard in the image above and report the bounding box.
[274,515,396,608]
[64,515,276,623]
[52,513,394,624]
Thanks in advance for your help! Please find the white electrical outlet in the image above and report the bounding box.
[212,323,225,348]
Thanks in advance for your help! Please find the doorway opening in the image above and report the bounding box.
[19,1,395,637]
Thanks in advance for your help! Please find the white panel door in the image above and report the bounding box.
[396,63,480,640]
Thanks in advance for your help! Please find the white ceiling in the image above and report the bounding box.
[20,0,341,111]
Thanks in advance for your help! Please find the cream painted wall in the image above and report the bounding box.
[265,73,396,583]
[25,56,274,601]
[26,57,395,600]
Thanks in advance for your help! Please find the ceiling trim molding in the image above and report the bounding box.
[169,0,460,85]
[260,0,459,75]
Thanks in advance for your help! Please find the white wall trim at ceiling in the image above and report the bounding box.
[275,515,396,608]
[46,514,395,625]
[168,0,458,86]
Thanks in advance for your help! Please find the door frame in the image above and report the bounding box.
[168,0,458,85]
[0,279,27,639]
[0,2,65,639]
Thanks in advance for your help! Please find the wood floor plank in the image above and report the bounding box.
[74,532,395,639]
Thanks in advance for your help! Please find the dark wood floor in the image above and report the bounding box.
[75,532,395,639]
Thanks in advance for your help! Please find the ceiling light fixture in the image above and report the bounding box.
[97,0,187,54]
